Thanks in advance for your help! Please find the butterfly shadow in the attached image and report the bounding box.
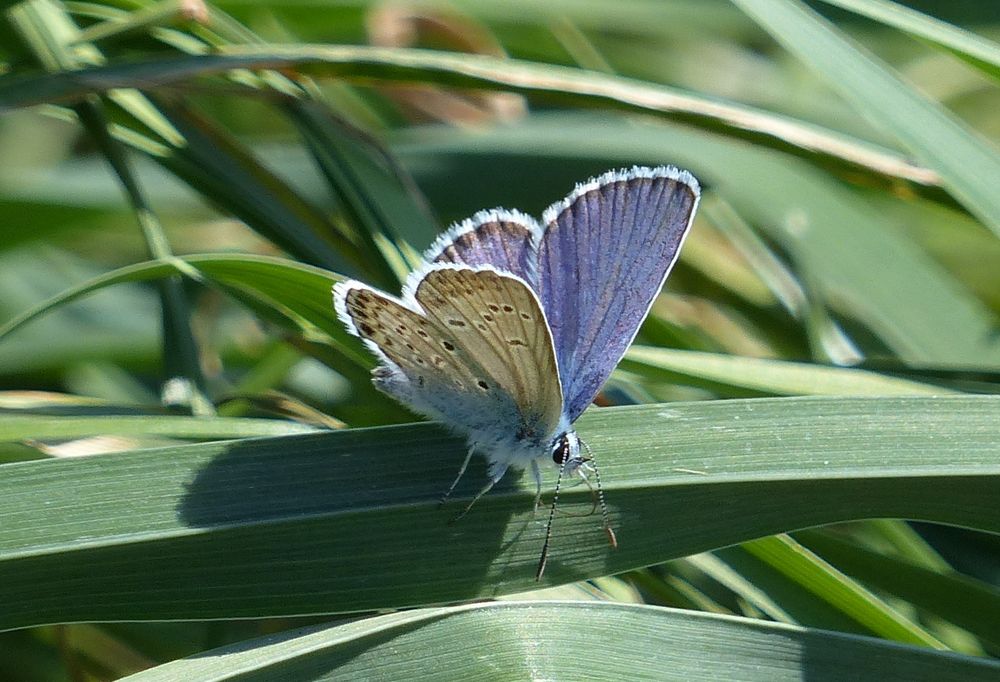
[176,423,543,611]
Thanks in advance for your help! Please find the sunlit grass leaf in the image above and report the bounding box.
[120,602,1000,681]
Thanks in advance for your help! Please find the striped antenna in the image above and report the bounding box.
[535,459,567,581]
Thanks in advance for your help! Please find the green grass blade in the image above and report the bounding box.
[0,47,938,188]
[742,535,944,648]
[0,396,996,629]
[732,0,1000,239]
[0,254,369,367]
[0,259,184,342]
[622,347,950,397]
[120,602,1000,681]
[288,101,439,278]
[72,101,211,413]
[798,529,1000,647]
[147,100,386,284]
[0,415,318,441]
[704,546,876,634]
[817,0,1000,80]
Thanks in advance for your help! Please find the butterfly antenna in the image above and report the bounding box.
[535,460,567,581]
[582,440,617,550]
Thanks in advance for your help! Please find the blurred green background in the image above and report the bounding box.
[1,0,999,679]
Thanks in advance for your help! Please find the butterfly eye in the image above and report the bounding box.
[551,436,570,465]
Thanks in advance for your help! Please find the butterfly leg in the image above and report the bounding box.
[439,445,476,508]
[450,464,509,523]
[531,459,543,513]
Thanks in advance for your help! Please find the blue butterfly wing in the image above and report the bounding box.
[538,167,700,422]
[333,266,564,462]
[426,208,540,286]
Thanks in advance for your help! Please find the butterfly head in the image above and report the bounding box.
[550,431,588,476]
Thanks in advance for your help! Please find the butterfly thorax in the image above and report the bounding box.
[550,430,586,476]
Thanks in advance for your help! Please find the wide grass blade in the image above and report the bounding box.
[119,602,1000,681]
[0,396,996,629]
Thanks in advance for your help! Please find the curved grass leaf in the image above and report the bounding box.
[733,0,1000,239]
[0,46,937,187]
[120,602,1000,681]
[622,347,949,397]
[0,396,996,630]
[0,254,368,367]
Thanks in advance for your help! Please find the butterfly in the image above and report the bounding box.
[333,166,700,578]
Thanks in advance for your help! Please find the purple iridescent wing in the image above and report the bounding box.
[538,166,700,422]
[425,208,540,286]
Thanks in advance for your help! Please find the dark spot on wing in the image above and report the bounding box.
[447,319,466,327]
[508,339,527,347]
[477,380,489,391]
[502,305,514,313]
[443,341,455,351]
